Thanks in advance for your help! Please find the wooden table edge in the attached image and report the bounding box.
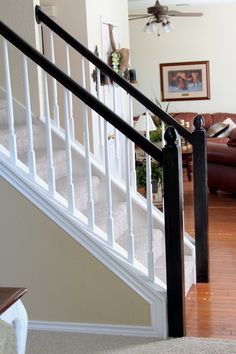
[0,287,28,315]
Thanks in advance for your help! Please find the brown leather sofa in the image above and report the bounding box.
[171,112,236,194]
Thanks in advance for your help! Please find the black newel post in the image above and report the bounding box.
[163,126,185,337]
[192,115,209,283]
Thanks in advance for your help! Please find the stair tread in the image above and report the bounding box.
[92,201,127,239]
[155,254,195,294]
[0,99,6,110]
[117,228,164,266]
[56,174,100,212]
[0,123,43,155]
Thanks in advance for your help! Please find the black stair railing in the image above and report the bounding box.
[35,5,191,141]
[0,20,186,337]
[35,5,209,283]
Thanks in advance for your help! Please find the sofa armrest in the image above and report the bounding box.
[207,137,228,145]
[228,127,236,147]
[207,142,236,166]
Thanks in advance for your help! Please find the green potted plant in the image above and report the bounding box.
[136,162,163,197]
[150,127,162,146]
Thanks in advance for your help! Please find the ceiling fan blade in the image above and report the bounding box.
[167,10,203,17]
[129,14,147,17]
[129,15,152,21]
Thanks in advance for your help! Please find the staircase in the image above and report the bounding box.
[0,92,194,337]
[0,9,209,339]
[0,99,195,285]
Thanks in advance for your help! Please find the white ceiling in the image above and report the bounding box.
[128,0,236,11]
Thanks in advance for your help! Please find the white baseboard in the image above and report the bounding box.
[28,320,161,337]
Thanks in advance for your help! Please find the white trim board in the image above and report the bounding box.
[28,320,162,338]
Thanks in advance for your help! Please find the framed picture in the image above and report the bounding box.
[160,61,210,101]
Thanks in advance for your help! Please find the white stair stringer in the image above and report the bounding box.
[0,153,168,338]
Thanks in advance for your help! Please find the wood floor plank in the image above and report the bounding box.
[183,175,236,339]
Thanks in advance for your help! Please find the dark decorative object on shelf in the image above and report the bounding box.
[129,69,137,83]
[91,46,137,89]
[91,45,109,94]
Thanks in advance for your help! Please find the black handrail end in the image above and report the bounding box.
[35,5,41,24]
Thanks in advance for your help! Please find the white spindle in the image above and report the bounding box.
[43,71,56,196]
[112,84,120,177]
[63,89,75,213]
[125,137,134,263]
[65,44,75,140]
[23,55,36,180]
[104,120,114,245]
[96,68,104,162]
[128,94,137,191]
[49,31,60,129]
[2,38,17,164]
[145,111,155,282]
[81,58,95,229]
[161,120,165,148]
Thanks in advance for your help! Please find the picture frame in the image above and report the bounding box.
[160,61,210,102]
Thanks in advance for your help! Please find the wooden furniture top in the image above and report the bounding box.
[0,287,28,315]
[182,144,192,155]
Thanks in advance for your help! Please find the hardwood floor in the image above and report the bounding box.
[183,177,236,338]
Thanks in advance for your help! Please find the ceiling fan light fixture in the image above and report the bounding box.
[143,21,157,34]
[161,20,173,33]
[130,1,203,36]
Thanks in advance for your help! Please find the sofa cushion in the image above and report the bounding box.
[212,113,236,125]
[206,122,229,138]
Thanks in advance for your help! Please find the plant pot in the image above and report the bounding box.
[137,186,146,197]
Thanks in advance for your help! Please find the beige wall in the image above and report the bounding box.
[0,0,42,116]
[86,0,130,53]
[0,177,150,325]
[40,0,89,144]
[129,3,236,115]
[40,0,131,149]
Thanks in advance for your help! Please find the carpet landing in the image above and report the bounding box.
[26,331,236,353]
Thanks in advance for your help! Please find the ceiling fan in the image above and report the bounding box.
[129,1,203,34]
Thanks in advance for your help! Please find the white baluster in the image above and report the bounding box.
[43,71,56,197]
[145,111,155,282]
[81,58,95,229]
[112,84,120,177]
[125,137,134,264]
[96,68,104,162]
[2,38,17,164]
[65,44,75,140]
[23,55,36,180]
[63,89,75,213]
[128,94,137,191]
[49,31,60,129]
[161,120,165,148]
[104,120,114,245]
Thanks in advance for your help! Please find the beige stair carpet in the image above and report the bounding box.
[26,331,236,354]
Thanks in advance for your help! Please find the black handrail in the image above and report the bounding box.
[0,20,162,164]
[35,5,193,144]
